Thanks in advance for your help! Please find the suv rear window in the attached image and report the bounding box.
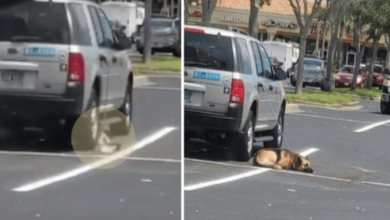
[0,1,70,44]
[185,32,234,71]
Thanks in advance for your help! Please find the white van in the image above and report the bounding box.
[101,1,138,43]
[262,41,295,73]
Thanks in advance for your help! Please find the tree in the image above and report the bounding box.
[364,0,390,89]
[248,0,272,38]
[142,0,152,63]
[345,0,372,91]
[288,0,324,95]
[385,33,390,69]
[322,0,351,91]
[201,0,218,25]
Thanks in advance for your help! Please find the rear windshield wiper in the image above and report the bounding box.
[11,36,41,42]
[185,61,208,67]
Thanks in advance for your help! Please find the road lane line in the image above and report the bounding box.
[0,151,180,163]
[12,126,177,192]
[354,119,390,132]
[289,113,372,124]
[361,181,390,187]
[184,148,318,191]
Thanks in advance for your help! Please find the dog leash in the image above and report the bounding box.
[259,81,291,151]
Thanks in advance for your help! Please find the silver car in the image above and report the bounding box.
[0,0,133,149]
[184,24,287,162]
[137,16,180,57]
[290,57,327,88]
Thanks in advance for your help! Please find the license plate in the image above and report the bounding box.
[185,90,192,103]
[1,71,24,85]
[344,83,350,86]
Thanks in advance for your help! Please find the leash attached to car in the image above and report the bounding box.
[258,82,291,151]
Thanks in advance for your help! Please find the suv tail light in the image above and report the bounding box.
[230,79,244,104]
[184,27,204,34]
[68,53,85,83]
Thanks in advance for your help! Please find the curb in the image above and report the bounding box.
[285,104,303,114]
[288,100,363,111]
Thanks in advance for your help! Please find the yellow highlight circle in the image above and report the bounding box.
[71,106,135,170]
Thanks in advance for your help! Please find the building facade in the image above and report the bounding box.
[187,0,388,66]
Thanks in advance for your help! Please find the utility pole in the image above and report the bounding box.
[142,0,152,63]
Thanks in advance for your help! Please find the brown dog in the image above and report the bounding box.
[253,148,313,173]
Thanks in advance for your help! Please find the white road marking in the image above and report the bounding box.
[354,119,390,132]
[289,113,371,124]
[0,151,181,163]
[184,148,319,191]
[12,127,177,192]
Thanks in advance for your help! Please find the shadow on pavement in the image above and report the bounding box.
[0,127,73,153]
[185,138,262,162]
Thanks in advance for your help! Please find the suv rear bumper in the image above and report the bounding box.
[185,104,244,132]
[0,84,84,123]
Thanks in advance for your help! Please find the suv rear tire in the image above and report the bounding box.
[72,88,100,151]
[380,100,390,115]
[263,106,285,148]
[228,111,254,162]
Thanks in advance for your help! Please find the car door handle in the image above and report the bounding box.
[257,82,263,88]
[269,84,274,91]
[99,54,107,63]
[112,55,117,63]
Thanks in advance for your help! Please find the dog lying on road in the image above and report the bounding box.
[253,148,313,173]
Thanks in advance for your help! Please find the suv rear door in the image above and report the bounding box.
[0,1,71,95]
[184,27,234,114]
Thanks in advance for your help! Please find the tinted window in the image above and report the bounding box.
[88,6,105,47]
[185,32,233,71]
[0,1,70,44]
[341,66,355,73]
[257,44,272,78]
[234,38,252,75]
[96,8,114,48]
[68,3,92,46]
[250,41,264,76]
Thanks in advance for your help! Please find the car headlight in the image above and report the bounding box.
[336,75,340,80]
[357,76,362,83]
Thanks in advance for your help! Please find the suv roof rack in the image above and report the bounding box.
[185,22,249,36]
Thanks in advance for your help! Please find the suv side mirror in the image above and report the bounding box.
[275,68,287,81]
[113,33,132,51]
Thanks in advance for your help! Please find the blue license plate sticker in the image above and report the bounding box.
[185,90,192,103]
[193,71,220,81]
[24,47,56,57]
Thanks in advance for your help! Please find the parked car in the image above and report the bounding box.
[0,0,133,148]
[335,65,367,88]
[137,16,180,57]
[365,64,385,88]
[380,78,390,114]
[184,24,288,162]
[290,57,327,88]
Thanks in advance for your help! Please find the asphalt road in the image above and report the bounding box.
[0,76,181,220]
[184,99,390,220]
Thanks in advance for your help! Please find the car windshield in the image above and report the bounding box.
[151,19,173,28]
[341,66,355,73]
[365,65,383,73]
[185,32,234,71]
[0,1,70,44]
[303,59,322,67]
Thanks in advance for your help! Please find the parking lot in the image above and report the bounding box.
[0,76,181,220]
[184,94,390,219]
